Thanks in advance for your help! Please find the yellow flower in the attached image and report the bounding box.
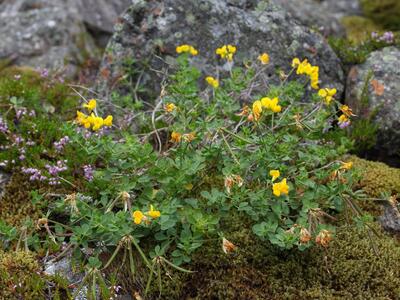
[133,210,145,224]
[338,114,349,124]
[252,100,262,121]
[103,115,113,127]
[272,178,289,197]
[269,170,280,182]
[340,105,355,117]
[318,88,337,104]
[176,44,198,56]
[147,205,161,219]
[205,76,219,88]
[258,53,270,65]
[216,45,236,61]
[164,103,177,112]
[340,161,353,170]
[90,114,104,131]
[261,97,281,113]
[83,99,97,112]
[291,58,301,68]
[171,131,182,143]
[76,110,87,124]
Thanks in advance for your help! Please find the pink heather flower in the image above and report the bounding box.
[83,165,94,181]
[339,121,351,129]
[0,117,8,133]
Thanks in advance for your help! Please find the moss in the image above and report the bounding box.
[0,173,41,227]
[0,66,78,117]
[341,16,382,44]
[361,0,400,30]
[0,250,45,299]
[352,155,400,198]
[146,222,400,299]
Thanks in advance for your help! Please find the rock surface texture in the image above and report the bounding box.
[0,0,132,72]
[96,0,345,100]
[273,0,361,37]
[346,46,400,156]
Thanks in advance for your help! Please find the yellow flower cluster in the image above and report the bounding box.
[76,99,112,131]
[270,169,289,196]
[176,44,198,56]
[273,178,289,197]
[337,105,355,129]
[216,44,236,61]
[292,58,319,89]
[205,76,219,88]
[318,88,337,105]
[258,53,270,65]
[251,97,282,121]
[269,170,280,182]
[164,103,177,113]
[170,131,196,143]
[133,205,161,225]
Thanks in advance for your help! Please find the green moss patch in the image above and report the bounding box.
[361,0,400,30]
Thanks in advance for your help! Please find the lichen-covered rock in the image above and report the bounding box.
[0,1,97,75]
[379,202,400,236]
[96,0,344,102]
[272,0,361,37]
[346,47,400,157]
[361,0,400,30]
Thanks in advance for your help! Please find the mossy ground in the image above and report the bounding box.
[139,221,400,300]
[0,173,41,227]
[361,0,400,31]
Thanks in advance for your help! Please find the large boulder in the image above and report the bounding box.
[0,0,133,73]
[346,46,400,157]
[272,0,361,37]
[96,0,345,101]
[0,1,97,75]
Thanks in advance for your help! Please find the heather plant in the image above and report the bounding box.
[0,44,368,297]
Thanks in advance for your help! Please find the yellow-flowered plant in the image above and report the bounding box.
[272,178,289,197]
[83,99,97,111]
[205,76,219,88]
[176,44,198,56]
[318,88,337,105]
[269,170,280,182]
[5,43,362,288]
[292,58,319,89]
[258,53,270,65]
[76,99,112,131]
[170,131,182,143]
[164,103,177,113]
[216,44,236,61]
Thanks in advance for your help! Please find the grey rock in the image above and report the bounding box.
[0,2,97,75]
[272,0,361,37]
[0,170,10,199]
[379,202,400,236]
[346,46,400,156]
[0,0,134,72]
[96,0,344,102]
